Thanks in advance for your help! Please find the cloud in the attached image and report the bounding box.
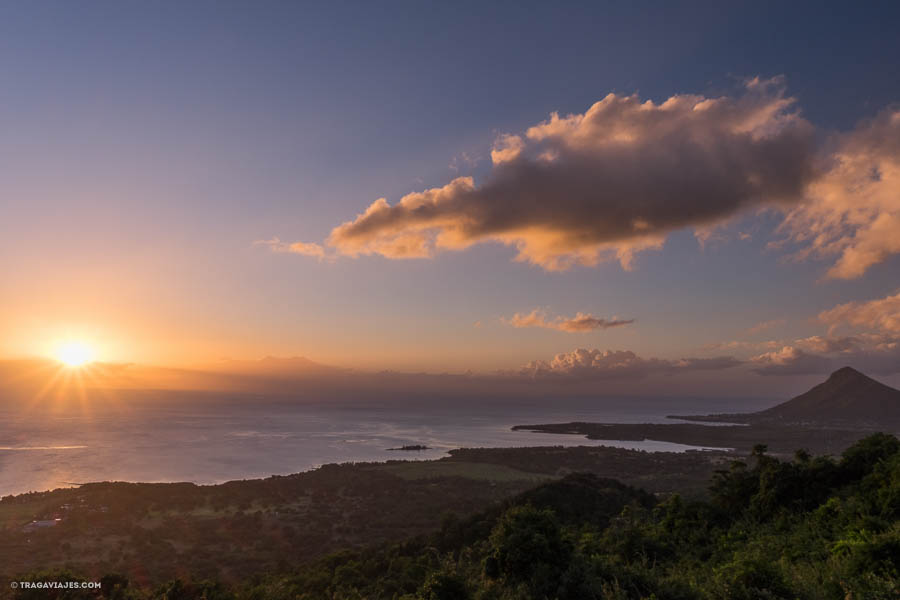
[701,339,783,352]
[751,334,900,376]
[774,292,900,375]
[818,290,900,334]
[506,309,634,332]
[672,356,745,370]
[255,237,328,260]
[291,78,814,271]
[777,108,900,278]
[703,293,900,376]
[518,348,741,379]
[793,335,862,354]
[449,151,480,172]
[746,318,787,335]
[750,346,834,376]
[694,224,731,249]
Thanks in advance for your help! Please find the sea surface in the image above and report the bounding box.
[0,392,777,496]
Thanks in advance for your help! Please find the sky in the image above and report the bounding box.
[1,1,899,393]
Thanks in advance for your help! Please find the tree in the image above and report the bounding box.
[841,433,900,482]
[99,574,130,599]
[418,572,469,600]
[486,504,572,597]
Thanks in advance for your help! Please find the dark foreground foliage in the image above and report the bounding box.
[6,434,900,599]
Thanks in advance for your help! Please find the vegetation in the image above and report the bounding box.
[0,444,728,590]
[0,461,539,591]
[2,433,898,599]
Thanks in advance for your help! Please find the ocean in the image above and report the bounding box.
[0,391,776,496]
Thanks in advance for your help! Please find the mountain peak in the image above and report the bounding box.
[828,366,866,380]
[755,367,900,427]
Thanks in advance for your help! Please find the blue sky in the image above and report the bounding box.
[1,1,899,391]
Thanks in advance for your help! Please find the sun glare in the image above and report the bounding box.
[57,342,95,367]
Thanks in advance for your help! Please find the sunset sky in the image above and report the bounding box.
[2,1,899,390]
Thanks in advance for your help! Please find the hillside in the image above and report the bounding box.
[235,434,900,600]
[0,445,730,592]
[6,434,897,599]
[675,367,900,429]
[756,367,900,426]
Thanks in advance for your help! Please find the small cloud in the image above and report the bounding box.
[818,290,900,334]
[505,309,634,333]
[694,224,730,250]
[254,237,329,261]
[672,356,745,370]
[473,320,483,329]
[702,339,782,352]
[746,318,787,335]
[793,335,861,354]
[449,151,480,173]
[750,346,833,376]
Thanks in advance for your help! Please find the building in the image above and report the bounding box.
[22,518,61,533]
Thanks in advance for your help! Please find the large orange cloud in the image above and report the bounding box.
[312,78,816,270]
[277,79,900,278]
[778,110,900,278]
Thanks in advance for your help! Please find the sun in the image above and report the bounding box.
[56,341,95,367]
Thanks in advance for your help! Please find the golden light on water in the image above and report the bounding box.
[56,341,95,367]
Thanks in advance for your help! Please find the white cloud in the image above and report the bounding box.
[518,348,741,379]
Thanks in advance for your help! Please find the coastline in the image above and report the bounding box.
[511,421,885,456]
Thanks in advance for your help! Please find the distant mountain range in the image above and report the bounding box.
[676,366,900,429]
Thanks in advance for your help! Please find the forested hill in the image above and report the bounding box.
[8,433,900,599]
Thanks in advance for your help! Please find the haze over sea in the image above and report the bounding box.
[0,392,777,496]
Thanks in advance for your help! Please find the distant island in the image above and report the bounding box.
[671,366,900,429]
[514,367,900,456]
[386,444,432,451]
